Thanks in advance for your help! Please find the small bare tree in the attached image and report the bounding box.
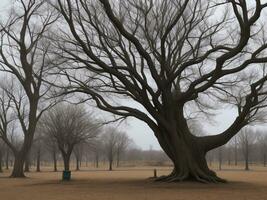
[73,143,85,171]
[91,139,103,168]
[256,130,267,167]
[102,128,119,171]
[238,128,257,171]
[42,130,59,172]
[32,131,44,172]
[116,132,131,167]
[39,104,100,174]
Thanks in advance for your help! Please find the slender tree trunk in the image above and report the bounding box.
[0,150,3,173]
[245,156,249,170]
[116,150,120,167]
[75,154,80,171]
[245,141,249,171]
[109,159,112,171]
[234,137,238,166]
[264,153,266,167]
[52,151,57,172]
[108,151,113,171]
[95,152,99,168]
[5,149,9,170]
[218,148,222,171]
[36,149,41,172]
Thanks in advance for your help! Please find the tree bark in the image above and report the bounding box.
[157,142,225,182]
[11,154,26,177]
[153,106,226,183]
[62,154,71,171]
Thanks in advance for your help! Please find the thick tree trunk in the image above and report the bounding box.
[63,154,71,171]
[155,132,225,183]
[11,154,25,177]
[153,106,226,183]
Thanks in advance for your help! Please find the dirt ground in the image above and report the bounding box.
[0,166,267,200]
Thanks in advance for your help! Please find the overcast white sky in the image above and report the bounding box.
[0,0,253,150]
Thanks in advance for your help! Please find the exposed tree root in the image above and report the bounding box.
[154,169,226,183]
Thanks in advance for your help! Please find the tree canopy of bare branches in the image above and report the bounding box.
[50,0,267,182]
[0,0,58,177]
[39,103,100,172]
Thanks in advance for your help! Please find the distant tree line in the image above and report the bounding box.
[1,124,267,173]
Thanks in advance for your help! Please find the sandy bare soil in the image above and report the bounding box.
[0,166,267,200]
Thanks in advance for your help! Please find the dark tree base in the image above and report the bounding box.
[154,169,226,183]
[10,173,26,178]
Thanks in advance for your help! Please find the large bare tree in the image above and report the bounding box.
[0,0,58,177]
[53,0,267,182]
